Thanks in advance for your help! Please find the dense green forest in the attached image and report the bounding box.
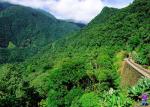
[0,2,80,63]
[0,0,150,107]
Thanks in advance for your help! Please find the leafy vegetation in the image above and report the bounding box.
[0,2,80,63]
[129,77,150,100]
[0,0,149,106]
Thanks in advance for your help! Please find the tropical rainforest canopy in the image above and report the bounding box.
[0,0,150,107]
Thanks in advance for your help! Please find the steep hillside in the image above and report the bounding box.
[69,0,150,65]
[0,2,80,63]
[0,0,149,107]
[0,2,80,48]
[0,2,13,10]
[89,6,119,25]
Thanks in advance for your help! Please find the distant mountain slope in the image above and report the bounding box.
[0,2,80,48]
[0,2,13,10]
[0,2,81,63]
[64,19,86,28]
[71,22,86,28]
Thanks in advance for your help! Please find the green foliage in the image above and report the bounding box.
[135,45,150,65]
[113,51,128,71]
[64,88,83,106]
[0,64,42,107]
[48,59,87,107]
[0,0,149,106]
[90,7,119,25]
[128,77,150,100]
[0,2,80,63]
[30,72,50,97]
[8,41,16,49]
[97,52,112,69]
[79,92,100,107]
[97,68,119,91]
[99,90,133,107]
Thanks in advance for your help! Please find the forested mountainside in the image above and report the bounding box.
[89,6,119,25]
[0,0,149,107]
[0,2,80,63]
[0,2,13,10]
[0,2,80,48]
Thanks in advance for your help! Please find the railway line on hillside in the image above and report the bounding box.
[124,58,150,78]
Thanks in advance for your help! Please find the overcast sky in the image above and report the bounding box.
[1,0,133,23]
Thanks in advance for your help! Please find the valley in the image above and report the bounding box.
[0,0,150,107]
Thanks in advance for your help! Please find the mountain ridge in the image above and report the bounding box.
[0,2,80,48]
[0,2,81,63]
[0,0,149,107]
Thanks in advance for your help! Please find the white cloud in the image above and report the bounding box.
[1,0,104,23]
[48,0,103,23]
[102,0,133,8]
[1,0,133,23]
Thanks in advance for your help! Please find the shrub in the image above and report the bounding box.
[79,92,100,107]
[128,77,150,100]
